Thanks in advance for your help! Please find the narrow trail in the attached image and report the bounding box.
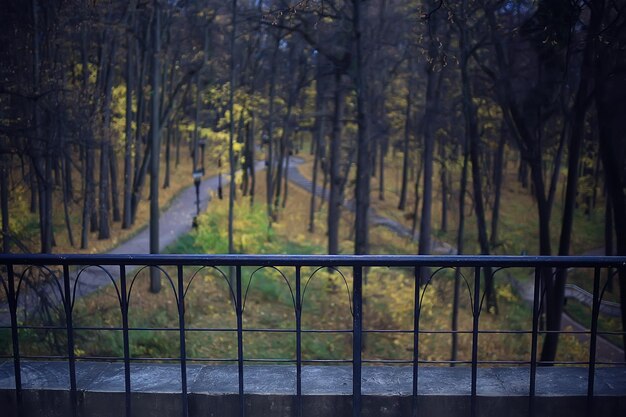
[0,161,266,323]
[2,156,623,363]
[283,158,624,363]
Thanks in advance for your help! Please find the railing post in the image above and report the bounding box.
[295,265,302,417]
[412,266,421,417]
[119,265,132,417]
[177,265,189,417]
[7,263,22,412]
[529,267,541,417]
[587,267,601,411]
[236,265,245,417]
[62,264,77,417]
[471,266,480,417]
[352,265,362,417]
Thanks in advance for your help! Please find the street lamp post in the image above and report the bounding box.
[199,139,206,175]
[193,169,202,219]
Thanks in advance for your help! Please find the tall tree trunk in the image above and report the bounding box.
[110,145,121,222]
[398,86,411,210]
[593,0,626,359]
[309,69,326,232]
[98,140,111,239]
[149,1,161,293]
[328,71,345,255]
[192,72,201,172]
[227,0,238,256]
[458,6,496,313]
[418,12,443,258]
[131,15,151,225]
[417,70,438,256]
[29,167,37,214]
[411,152,423,238]
[98,41,117,240]
[378,137,385,201]
[248,114,256,206]
[265,30,280,221]
[175,125,181,167]
[62,155,75,248]
[1,153,9,253]
[281,150,290,209]
[80,9,94,248]
[122,28,134,229]
[273,84,296,217]
[451,130,470,363]
[540,2,600,362]
[490,127,506,247]
[163,125,171,189]
[353,0,369,255]
[605,196,614,292]
[439,142,448,233]
[32,0,53,253]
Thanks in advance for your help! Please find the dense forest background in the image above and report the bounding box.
[0,0,625,361]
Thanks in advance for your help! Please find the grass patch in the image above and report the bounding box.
[56,184,592,364]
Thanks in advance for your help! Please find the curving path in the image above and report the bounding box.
[2,156,623,363]
[284,158,624,362]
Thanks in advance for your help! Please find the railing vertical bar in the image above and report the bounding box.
[62,264,77,417]
[295,265,302,417]
[236,265,245,417]
[352,265,362,417]
[411,266,420,417]
[587,267,601,401]
[7,263,22,410]
[529,267,541,403]
[177,265,189,417]
[471,266,480,417]
[119,265,132,417]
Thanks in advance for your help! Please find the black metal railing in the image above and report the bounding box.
[1,254,625,417]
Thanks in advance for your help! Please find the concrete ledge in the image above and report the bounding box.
[1,361,625,416]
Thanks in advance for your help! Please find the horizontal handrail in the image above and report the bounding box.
[1,253,625,267]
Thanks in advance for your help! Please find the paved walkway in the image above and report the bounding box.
[0,162,266,323]
[284,159,623,362]
[2,157,623,362]
[284,158,456,254]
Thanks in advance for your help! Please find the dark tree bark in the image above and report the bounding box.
[328,70,345,255]
[458,0,496,313]
[353,0,370,255]
[410,151,423,238]
[122,27,134,229]
[192,72,201,172]
[149,1,161,293]
[309,62,327,233]
[439,141,448,233]
[227,0,237,256]
[451,124,470,363]
[490,127,506,247]
[265,29,281,221]
[594,0,626,359]
[29,167,37,214]
[605,196,614,292]
[130,13,152,225]
[398,85,411,211]
[163,125,171,189]
[418,12,443,258]
[540,0,601,362]
[62,155,75,248]
[98,41,117,240]
[110,144,121,222]
[1,153,9,253]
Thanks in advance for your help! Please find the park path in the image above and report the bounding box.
[283,158,624,363]
[2,156,623,362]
[0,162,265,323]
